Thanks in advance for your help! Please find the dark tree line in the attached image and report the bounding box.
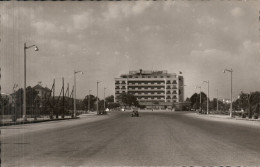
[189,91,260,118]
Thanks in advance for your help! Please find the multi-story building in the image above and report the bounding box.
[114,69,185,110]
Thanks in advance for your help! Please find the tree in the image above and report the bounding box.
[12,87,39,116]
[190,92,207,110]
[83,95,97,111]
[105,95,114,103]
[117,92,139,107]
[236,91,260,118]
[107,102,120,109]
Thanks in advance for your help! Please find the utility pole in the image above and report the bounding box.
[216,89,219,112]
[88,90,91,112]
[203,80,209,114]
[74,70,83,117]
[97,81,101,114]
[104,87,106,110]
[196,86,202,112]
[224,69,233,117]
[23,42,38,121]
[62,77,64,118]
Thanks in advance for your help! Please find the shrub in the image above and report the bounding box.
[242,113,247,118]
[253,113,259,119]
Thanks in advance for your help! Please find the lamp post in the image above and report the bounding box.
[203,80,209,114]
[216,88,219,112]
[74,70,83,117]
[23,42,39,121]
[104,88,106,109]
[196,86,202,112]
[97,81,102,114]
[88,89,91,112]
[223,69,233,117]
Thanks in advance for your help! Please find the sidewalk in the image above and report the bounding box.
[0,115,79,126]
[207,113,260,122]
[187,112,260,128]
[0,111,108,126]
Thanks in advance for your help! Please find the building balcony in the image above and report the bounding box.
[128,83,165,86]
[128,89,165,92]
[127,78,170,81]
[133,94,165,97]
[138,99,165,102]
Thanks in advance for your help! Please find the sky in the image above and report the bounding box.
[0,0,259,100]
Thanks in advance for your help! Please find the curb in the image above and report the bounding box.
[0,117,80,127]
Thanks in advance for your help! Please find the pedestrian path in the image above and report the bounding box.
[0,115,77,126]
[187,112,260,128]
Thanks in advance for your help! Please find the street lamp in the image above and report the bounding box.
[104,87,107,110]
[223,68,233,117]
[97,81,102,114]
[74,70,83,117]
[23,42,39,121]
[88,89,91,112]
[203,80,209,114]
[216,88,219,112]
[196,86,202,112]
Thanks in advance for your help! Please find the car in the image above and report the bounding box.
[131,109,139,117]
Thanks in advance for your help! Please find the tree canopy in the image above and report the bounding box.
[117,92,139,107]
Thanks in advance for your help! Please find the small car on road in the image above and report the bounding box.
[131,108,139,117]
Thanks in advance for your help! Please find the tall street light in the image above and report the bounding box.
[23,42,39,121]
[196,86,202,112]
[223,68,233,117]
[74,70,83,117]
[97,81,102,114]
[216,88,219,112]
[203,80,209,114]
[88,89,91,112]
[104,87,107,110]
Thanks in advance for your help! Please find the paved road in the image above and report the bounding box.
[1,111,260,166]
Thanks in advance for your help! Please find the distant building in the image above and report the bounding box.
[114,69,185,110]
[33,83,51,99]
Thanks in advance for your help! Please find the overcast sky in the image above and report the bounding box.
[0,1,259,100]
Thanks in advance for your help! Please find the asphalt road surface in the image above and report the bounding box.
[1,111,260,166]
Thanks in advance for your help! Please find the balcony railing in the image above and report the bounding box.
[128,89,165,92]
[133,94,165,97]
